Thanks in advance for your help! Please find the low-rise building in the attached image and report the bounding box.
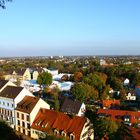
[126,91,136,100]
[0,80,16,92]
[15,96,50,136]
[97,109,140,126]
[60,98,86,117]
[0,86,33,128]
[31,108,94,140]
[102,100,120,109]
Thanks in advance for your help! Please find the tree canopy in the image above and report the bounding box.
[71,82,99,101]
[0,121,21,140]
[37,72,52,87]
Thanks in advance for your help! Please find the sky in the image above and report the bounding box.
[0,0,140,57]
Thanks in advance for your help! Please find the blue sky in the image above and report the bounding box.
[0,0,140,56]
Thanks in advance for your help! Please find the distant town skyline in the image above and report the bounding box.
[0,0,140,57]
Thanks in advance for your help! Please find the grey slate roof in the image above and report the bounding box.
[0,80,8,89]
[60,98,82,115]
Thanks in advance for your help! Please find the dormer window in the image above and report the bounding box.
[37,121,42,125]
[61,131,66,137]
[54,129,59,135]
[124,116,130,122]
[70,134,75,140]
[44,123,48,128]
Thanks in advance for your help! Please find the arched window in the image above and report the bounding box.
[70,134,75,140]
[54,129,59,135]
[61,131,66,137]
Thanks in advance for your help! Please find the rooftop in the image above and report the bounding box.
[0,86,23,99]
[60,98,82,115]
[16,96,39,114]
[31,108,86,140]
[0,80,8,89]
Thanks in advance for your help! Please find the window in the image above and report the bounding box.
[11,104,14,107]
[22,122,25,127]
[27,131,30,136]
[17,112,19,118]
[7,110,9,116]
[22,114,24,120]
[23,129,25,134]
[62,131,66,137]
[27,123,30,129]
[18,127,20,132]
[7,103,9,106]
[70,134,75,140]
[3,102,5,105]
[10,111,12,116]
[17,120,20,126]
[26,115,29,121]
[54,129,59,135]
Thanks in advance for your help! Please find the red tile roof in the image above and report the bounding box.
[97,109,140,124]
[102,100,120,108]
[31,108,86,140]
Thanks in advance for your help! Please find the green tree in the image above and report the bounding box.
[100,85,110,100]
[107,76,123,91]
[115,123,134,140]
[96,118,119,139]
[0,121,22,140]
[52,87,60,111]
[84,72,107,93]
[71,82,99,101]
[40,135,66,140]
[37,72,52,87]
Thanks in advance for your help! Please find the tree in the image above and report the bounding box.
[0,0,11,9]
[100,85,110,100]
[73,71,83,82]
[40,135,66,140]
[116,123,134,140]
[52,87,60,111]
[84,72,108,95]
[0,121,22,140]
[37,72,52,87]
[96,118,119,139]
[61,74,69,81]
[107,76,123,91]
[71,82,99,101]
[119,89,126,100]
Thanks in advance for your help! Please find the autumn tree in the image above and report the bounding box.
[61,74,69,81]
[73,71,83,82]
[119,89,127,100]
